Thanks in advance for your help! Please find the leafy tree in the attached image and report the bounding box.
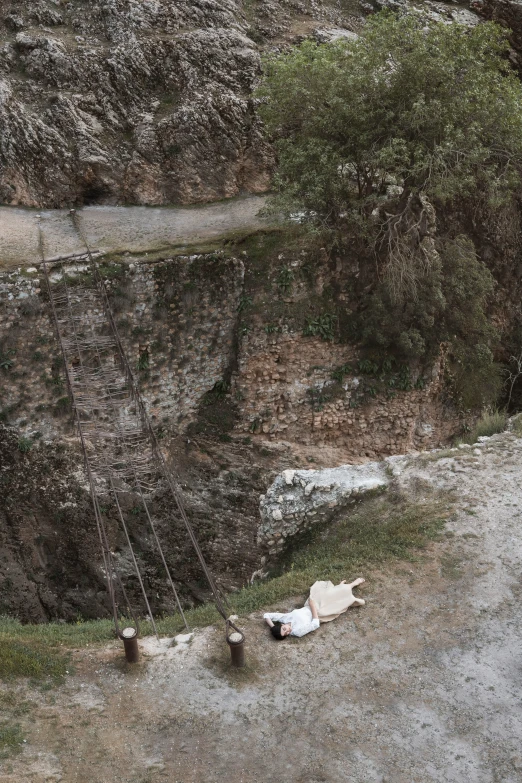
[257,12,522,405]
[258,12,522,231]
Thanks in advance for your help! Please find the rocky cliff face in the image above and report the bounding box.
[2,0,514,625]
[0,0,359,208]
[0,0,271,206]
[0,242,463,622]
[0,421,276,623]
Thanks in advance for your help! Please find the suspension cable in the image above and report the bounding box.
[56,264,150,638]
[109,478,158,637]
[38,220,144,636]
[38,221,121,633]
[40,214,190,634]
[55,265,152,634]
[69,254,190,632]
[70,210,233,622]
[131,471,190,631]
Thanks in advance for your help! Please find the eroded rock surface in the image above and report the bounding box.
[0,0,360,208]
[0,422,273,622]
[0,0,272,206]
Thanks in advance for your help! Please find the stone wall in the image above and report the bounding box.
[0,248,469,621]
[258,427,517,553]
[232,329,454,462]
[1,248,463,462]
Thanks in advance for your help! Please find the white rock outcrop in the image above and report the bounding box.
[259,460,390,552]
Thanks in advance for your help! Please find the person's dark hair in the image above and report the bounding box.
[270,621,285,640]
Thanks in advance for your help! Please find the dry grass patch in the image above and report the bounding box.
[461,409,507,444]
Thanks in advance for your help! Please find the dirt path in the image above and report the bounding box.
[0,196,268,268]
[2,431,522,783]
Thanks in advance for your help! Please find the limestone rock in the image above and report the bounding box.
[314,28,359,43]
[0,1,272,207]
[174,633,194,644]
[0,0,363,208]
[259,461,389,546]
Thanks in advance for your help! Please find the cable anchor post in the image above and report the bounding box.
[226,620,245,668]
[121,627,140,663]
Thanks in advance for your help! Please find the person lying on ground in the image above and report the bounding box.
[263,578,365,640]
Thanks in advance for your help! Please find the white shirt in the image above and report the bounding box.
[263,606,320,638]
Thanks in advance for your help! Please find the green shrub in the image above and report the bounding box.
[462,409,507,444]
[212,380,230,399]
[0,723,24,759]
[17,437,32,453]
[259,13,522,230]
[238,295,253,313]
[264,324,281,334]
[349,237,500,405]
[54,396,71,414]
[0,350,15,371]
[136,350,149,371]
[303,313,337,341]
[277,266,294,294]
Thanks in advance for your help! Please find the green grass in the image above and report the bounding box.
[0,638,70,682]
[0,723,25,759]
[0,494,450,657]
[0,691,31,717]
[17,437,32,453]
[461,409,507,444]
[229,493,450,615]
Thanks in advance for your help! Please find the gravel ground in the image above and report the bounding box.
[1,431,521,783]
[0,196,267,268]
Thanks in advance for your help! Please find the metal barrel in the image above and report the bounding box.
[121,627,139,663]
[227,630,245,667]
